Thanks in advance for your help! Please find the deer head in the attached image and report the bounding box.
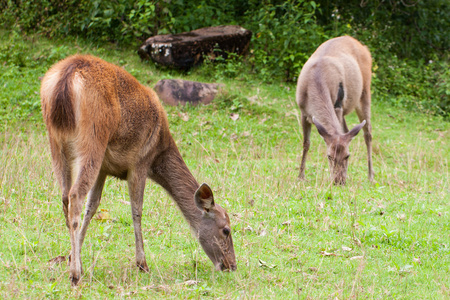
[194,183,236,271]
[313,117,366,185]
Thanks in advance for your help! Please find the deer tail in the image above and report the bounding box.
[47,64,77,131]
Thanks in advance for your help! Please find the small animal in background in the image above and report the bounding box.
[296,36,374,185]
[40,55,236,286]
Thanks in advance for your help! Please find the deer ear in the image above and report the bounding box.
[312,117,331,141]
[346,120,366,140]
[195,183,215,212]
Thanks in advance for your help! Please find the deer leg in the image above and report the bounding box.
[299,114,312,180]
[67,153,105,286]
[363,120,374,182]
[356,92,374,182]
[342,117,349,133]
[59,150,73,266]
[60,162,72,230]
[127,168,149,272]
[79,171,107,251]
[334,107,349,133]
[48,138,73,229]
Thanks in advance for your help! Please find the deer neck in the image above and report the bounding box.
[150,143,202,231]
[312,84,343,135]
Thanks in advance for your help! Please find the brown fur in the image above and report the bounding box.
[41,55,236,286]
[296,36,374,184]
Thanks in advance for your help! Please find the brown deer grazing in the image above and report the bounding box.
[40,55,236,286]
[296,36,374,185]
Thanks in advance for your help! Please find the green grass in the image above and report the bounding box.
[0,30,449,299]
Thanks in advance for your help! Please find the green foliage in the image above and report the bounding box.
[195,51,250,83]
[0,32,73,127]
[85,0,170,43]
[372,56,449,118]
[0,0,88,37]
[314,0,449,60]
[0,1,449,116]
[436,62,450,116]
[161,0,242,33]
[0,0,171,44]
[312,0,450,116]
[243,0,325,82]
[1,0,448,59]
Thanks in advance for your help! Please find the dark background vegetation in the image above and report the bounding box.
[0,0,449,117]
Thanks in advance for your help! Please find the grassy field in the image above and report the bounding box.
[0,31,449,299]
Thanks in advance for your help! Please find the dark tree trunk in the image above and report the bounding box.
[138,25,252,70]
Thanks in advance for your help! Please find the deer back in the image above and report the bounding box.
[41,55,170,178]
[296,36,372,134]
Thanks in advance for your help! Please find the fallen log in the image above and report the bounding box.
[138,25,252,69]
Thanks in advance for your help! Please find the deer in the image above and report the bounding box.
[40,54,236,286]
[296,36,374,185]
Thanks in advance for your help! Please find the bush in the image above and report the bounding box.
[314,0,449,61]
[375,57,449,118]
[242,0,326,82]
[0,0,448,117]
[0,0,171,44]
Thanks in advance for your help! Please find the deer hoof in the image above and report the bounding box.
[70,273,81,287]
[137,261,150,273]
[298,174,308,182]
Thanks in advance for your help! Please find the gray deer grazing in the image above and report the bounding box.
[41,55,236,286]
[296,36,374,185]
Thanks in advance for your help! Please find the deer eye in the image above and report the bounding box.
[327,155,333,161]
[223,227,230,236]
[344,154,350,160]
